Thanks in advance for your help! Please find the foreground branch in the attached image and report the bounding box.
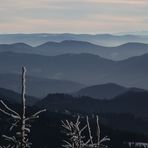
[0,67,46,148]
[62,115,110,148]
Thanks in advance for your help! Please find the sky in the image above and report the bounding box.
[0,0,148,34]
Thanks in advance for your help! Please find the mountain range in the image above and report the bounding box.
[0,33,148,148]
[0,73,84,98]
[0,41,148,60]
[0,33,148,47]
[0,84,147,119]
[0,52,148,89]
[74,83,146,99]
[36,90,148,118]
[0,82,147,118]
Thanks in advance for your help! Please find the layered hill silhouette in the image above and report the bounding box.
[36,90,148,118]
[0,87,38,106]
[0,73,85,98]
[0,41,148,60]
[74,83,146,99]
[0,52,148,89]
[0,33,148,47]
[1,33,148,147]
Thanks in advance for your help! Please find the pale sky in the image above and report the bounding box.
[0,0,148,34]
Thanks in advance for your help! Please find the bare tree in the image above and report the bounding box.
[61,115,110,148]
[0,67,46,148]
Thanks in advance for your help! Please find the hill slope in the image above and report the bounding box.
[0,87,38,106]
[74,83,146,99]
[36,90,148,118]
[0,73,85,98]
[75,83,127,99]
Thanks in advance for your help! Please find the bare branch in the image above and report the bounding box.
[86,116,93,145]
[25,109,46,122]
[62,115,110,148]
[31,109,46,117]
[100,136,110,144]
[10,120,19,131]
[0,66,46,148]
[96,115,100,145]
[0,100,20,118]
[0,108,20,119]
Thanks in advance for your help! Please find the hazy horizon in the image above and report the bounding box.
[0,31,148,35]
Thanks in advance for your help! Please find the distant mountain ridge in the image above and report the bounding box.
[0,33,148,47]
[0,73,85,98]
[0,40,148,60]
[74,83,146,99]
[0,52,148,89]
